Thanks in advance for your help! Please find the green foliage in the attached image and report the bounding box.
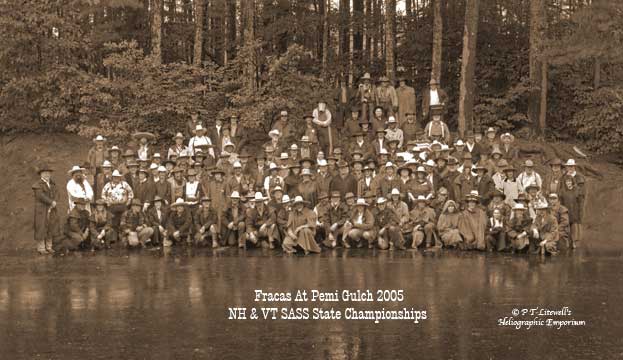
[569,86,623,154]
[219,44,332,134]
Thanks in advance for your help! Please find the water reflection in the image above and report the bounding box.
[0,248,619,359]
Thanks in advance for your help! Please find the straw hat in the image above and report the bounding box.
[354,198,368,206]
[67,165,85,175]
[171,198,186,207]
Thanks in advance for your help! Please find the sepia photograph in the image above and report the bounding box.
[0,0,622,359]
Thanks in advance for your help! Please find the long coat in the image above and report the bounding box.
[396,85,417,125]
[32,178,62,241]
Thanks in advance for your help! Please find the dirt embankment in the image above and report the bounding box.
[1,133,622,253]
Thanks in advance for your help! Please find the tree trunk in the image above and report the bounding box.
[458,0,480,138]
[243,0,257,92]
[384,0,396,81]
[193,0,205,67]
[322,0,329,78]
[594,57,601,89]
[151,0,163,64]
[431,0,444,83]
[529,0,546,135]
[339,0,350,79]
[353,0,364,73]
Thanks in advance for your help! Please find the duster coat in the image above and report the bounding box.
[32,178,62,241]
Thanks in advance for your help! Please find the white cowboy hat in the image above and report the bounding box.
[455,139,465,146]
[377,197,387,204]
[269,129,281,137]
[252,192,266,202]
[171,198,186,207]
[317,159,328,167]
[269,162,278,170]
[385,161,395,168]
[292,195,306,205]
[416,166,427,174]
[158,166,167,172]
[354,198,368,206]
[280,153,289,160]
[102,160,112,168]
[67,165,85,175]
[290,144,299,150]
[93,135,106,142]
[425,159,436,167]
[153,153,161,158]
[564,159,577,167]
[500,132,515,142]
[195,124,205,131]
[282,194,291,203]
[387,116,397,123]
[149,163,158,170]
[112,170,123,177]
[301,168,312,176]
[416,195,428,202]
[534,200,550,210]
[230,191,241,199]
[513,203,526,210]
[280,110,288,116]
[233,161,242,168]
[173,132,184,140]
[391,188,401,196]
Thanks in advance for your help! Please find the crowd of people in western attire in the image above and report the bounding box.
[33,74,586,256]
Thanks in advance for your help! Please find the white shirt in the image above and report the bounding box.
[188,136,215,157]
[67,179,94,213]
[430,89,440,106]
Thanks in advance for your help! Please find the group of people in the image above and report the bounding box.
[32,74,586,256]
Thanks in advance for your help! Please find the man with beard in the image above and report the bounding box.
[315,159,332,196]
[349,131,373,161]
[96,160,114,200]
[166,198,193,246]
[377,162,401,198]
[283,196,320,255]
[244,192,275,249]
[375,76,398,117]
[357,165,377,198]
[226,161,251,196]
[32,163,62,254]
[343,198,376,249]
[319,191,349,248]
[152,166,171,205]
[453,165,477,209]
[548,193,571,250]
[374,197,404,250]
[458,191,487,251]
[330,160,357,200]
[66,165,94,213]
[146,196,169,247]
[168,167,186,204]
[222,191,247,247]
[101,170,134,231]
[121,199,154,247]
[60,197,91,252]
[89,199,116,250]
[409,195,437,248]
[194,196,219,247]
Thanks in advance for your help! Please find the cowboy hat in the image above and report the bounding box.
[199,196,211,203]
[500,133,515,142]
[232,161,242,169]
[525,182,540,192]
[564,159,577,167]
[454,139,465,146]
[157,166,167,172]
[292,195,307,205]
[337,160,350,168]
[268,129,281,138]
[490,147,503,157]
[513,203,526,211]
[268,162,278,171]
[271,186,284,194]
[378,76,390,83]
[330,191,341,198]
[317,159,328,167]
[37,163,54,174]
[73,198,87,206]
[524,159,535,167]
[385,161,396,169]
[344,192,356,200]
[492,189,506,200]
[486,127,496,134]
[387,116,397,124]
[447,157,459,165]
[390,188,401,196]
[290,144,299,151]
[130,199,143,207]
[416,166,427,174]
[474,162,488,172]
[172,132,184,140]
[149,163,158,170]
[67,165,85,175]
[109,145,121,153]
[300,136,311,143]
[252,192,266,202]
[280,110,288,116]
[279,153,289,160]
[211,167,226,175]
[281,194,291,204]
[230,191,241,199]
[415,195,428,203]
[361,73,371,81]
[429,78,439,85]
[318,192,329,201]
[132,131,156,141]
[93,135,106,142]
[354,198,368,206]
[301,168,313,176]
[171,198,186,207]
[534,200,550,210]
[376,197,387,204]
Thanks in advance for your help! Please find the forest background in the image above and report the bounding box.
[1,0,622,154]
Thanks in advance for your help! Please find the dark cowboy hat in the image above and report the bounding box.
[351,131,366,137]
[132,132,156,141]
[299,157,314,166]
[337,160,349,168]
[344,192,356,200]
[123,149,136,157]
[211,167,226,175]
[397,165,412,175]
[73,198,88,206]
[164,159,177,166]
[474,162,488,172]
[359,120,371,127]
[514,193,528,202]
[318,192,329,201]
[330,191,341,198]
[525,182,540,192]
[430,104,444,116]
[130,199,142,207]
[37,163,54,174]
[492,189,506,200]
[153,196,165,203]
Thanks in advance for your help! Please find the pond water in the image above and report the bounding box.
[0,248,621,359]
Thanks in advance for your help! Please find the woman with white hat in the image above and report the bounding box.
[282,196,320,255]
[506,203,533,252]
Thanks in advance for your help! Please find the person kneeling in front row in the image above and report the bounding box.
[194,196,219,248]
[343,198,376,249]
[166,198,192,246]
[120,199,154,247]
